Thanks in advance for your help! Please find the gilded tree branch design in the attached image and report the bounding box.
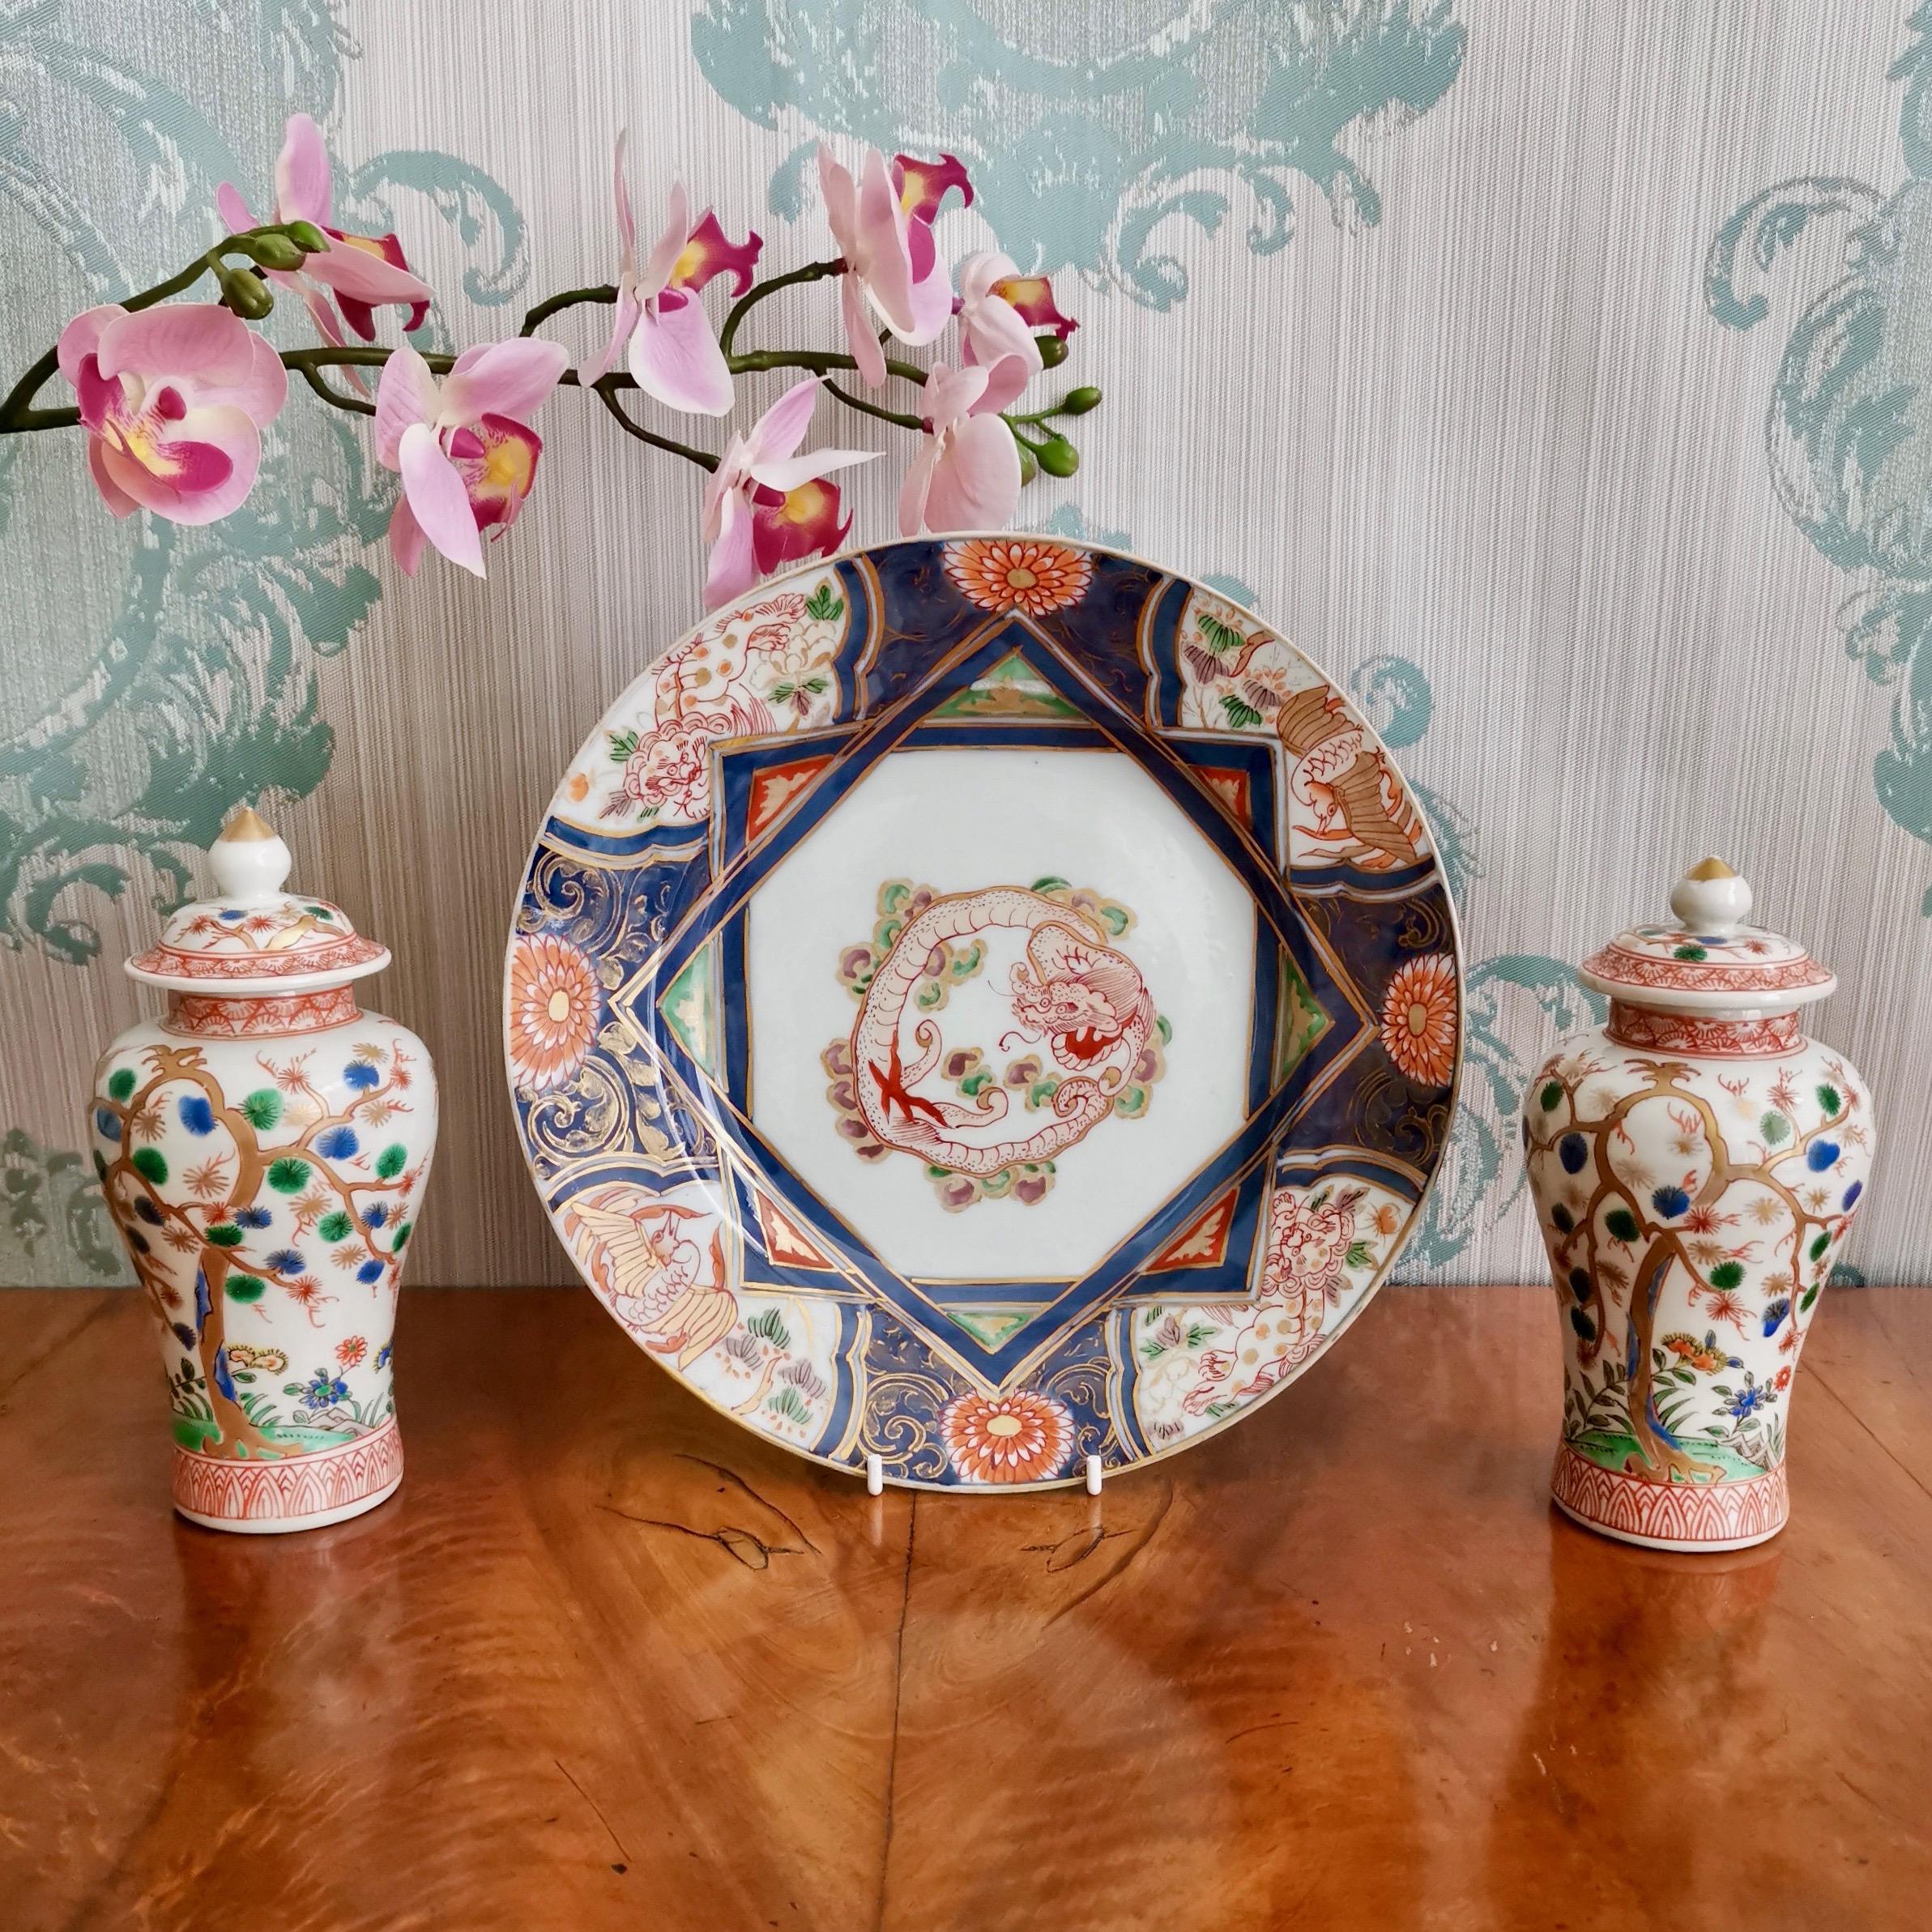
[1526,1052,1864,1486]
[95,1037,421,1461]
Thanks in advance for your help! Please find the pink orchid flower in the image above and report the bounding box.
[955,252,1078,372]
[58,303,287,524]
[817,145,961,387]
[701,377,876,608]
[580,133,761,417]
[374,339,569,577]
[898,356,1030,536]
[218,114,433,363]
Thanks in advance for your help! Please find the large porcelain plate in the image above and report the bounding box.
[506,536,1462,1489]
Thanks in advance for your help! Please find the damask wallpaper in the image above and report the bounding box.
[1,1,1926,1288]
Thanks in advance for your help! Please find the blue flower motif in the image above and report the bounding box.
[264,1247,305,1276]
[1726,1381,1765,1420]
[218,908,245,922]
[343,1061,380,1090]
[177,1095,216,1136]
[375,1343,393,1370]
[356,1259,383,1285]
[1559,1133,1588,1175]
[1806,1141,1840,1172]
[234,1206,273,1229]
[1761,1295,1791,1337]
[315,1125,360,1160]
[1652,1186,1691,1219]
[94,1107,121,1141]
[1845,1179,1863,1209]
[361,1203,388,1230]
[134,1197,163,1226]
[303,1369,349,1407]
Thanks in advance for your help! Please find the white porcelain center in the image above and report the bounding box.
[746,747,1256,1279]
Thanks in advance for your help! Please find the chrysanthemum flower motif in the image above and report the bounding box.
[507,932,600,1094]
[942,538,1094,616]
[939,1388,1074,1484]
[1378,953,1458,1086]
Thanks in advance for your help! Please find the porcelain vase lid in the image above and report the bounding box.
[1576,858,1835,1015]
[124,804,390,996]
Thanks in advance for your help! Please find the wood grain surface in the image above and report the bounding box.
[2,1285,1927,1932]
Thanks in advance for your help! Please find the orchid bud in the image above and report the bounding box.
[247,233,305,271]
[219,267,275,320]
[1060,386,1102,416]
[1017,442,1039,485]
[1036,435,1079,478]
[285,220,329,254]
[1037,334,1070,369]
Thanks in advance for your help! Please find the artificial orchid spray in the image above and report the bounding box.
[0,113,1101,607]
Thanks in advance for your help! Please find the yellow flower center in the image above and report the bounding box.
[1406,1001,1430,1036]
[548,989,573,1022]
[985,1413,1024,1439]
[1004,565,1038,589]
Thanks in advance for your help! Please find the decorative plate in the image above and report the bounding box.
[506,536,1462,1490]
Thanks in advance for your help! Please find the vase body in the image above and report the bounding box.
[90,808,436,1532]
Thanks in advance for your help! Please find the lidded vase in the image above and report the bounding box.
[1523,859,1872,1550]
[88,805,437,1532]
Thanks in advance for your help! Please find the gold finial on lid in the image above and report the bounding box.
[220,803,277,843]
[210,803,292,903]
[1670,859,1752,936]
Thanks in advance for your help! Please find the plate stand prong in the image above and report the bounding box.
[1085,1454,1103,1497]
[866,1453,884,1497]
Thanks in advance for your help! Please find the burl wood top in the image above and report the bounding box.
[2,1286,1927,1931]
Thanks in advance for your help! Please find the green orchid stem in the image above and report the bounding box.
[719,258,842,359]
[590,379,719,471]
[518,284,618,337]
[728,345,928,386]
[0,232,1090,488]
[822,378,923,432]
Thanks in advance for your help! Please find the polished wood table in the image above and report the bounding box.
[3,1286,1927,1930]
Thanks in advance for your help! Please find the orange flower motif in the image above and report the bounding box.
[1379,953,1458,1087]
[943,538,1094,616]
[940,1388,1074,1484]
[508,932,600,1094]
[337,1333,367,1369]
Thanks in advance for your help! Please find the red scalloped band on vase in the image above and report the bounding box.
[166,984,362,1037]
[1606,1001,1803,1057]
[130,932,386,981]
[1550,1444,1788,1547]
[172,1420,403,1526]
[1580,942,1832,996]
